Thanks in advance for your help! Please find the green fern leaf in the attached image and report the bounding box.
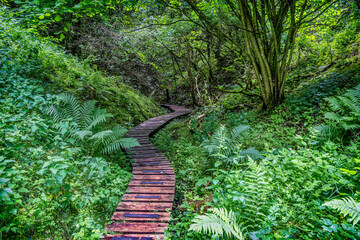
[324,197,360,225]
[190,208,245,239]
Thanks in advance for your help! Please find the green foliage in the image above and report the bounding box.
[0,8,163,126]
[0,67,132,239]
[286,70,360,116]
[243,159,271,230]
[202,124,250,157]
[325,84,360,132]
[0,12,138,239]
[324,197,360,225]
[190,208,244,240]
[8,0,135,41]
[48,93,139,155]
[201,124,262,168]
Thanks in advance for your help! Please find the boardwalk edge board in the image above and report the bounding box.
[104,105,191,240]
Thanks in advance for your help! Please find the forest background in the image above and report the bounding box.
[1,0,360,239]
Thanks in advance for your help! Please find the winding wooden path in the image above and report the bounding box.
[104,105,191,240]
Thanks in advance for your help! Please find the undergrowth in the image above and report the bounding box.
[152,68,360,239]
[0,8,163,126]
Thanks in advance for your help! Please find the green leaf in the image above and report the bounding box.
[215,161,222,167]
[55,170,67,185]
[54,15,62,22]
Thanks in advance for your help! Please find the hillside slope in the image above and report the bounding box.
[0,9,163,126]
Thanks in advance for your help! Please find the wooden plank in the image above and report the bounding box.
[127,186,175,194]
[132,154,165,158]
[111,211,171,222]
[133,166,174,171]
[132,158,168,163]
[132,170,174,175]
[122,194,174,202]
[104,234,164,240]
[106,222,168,233]
[132,152,164,156]
[116,202,173,212]
[131,145,155,149]
[131,150,163,154]
[132,175,175,181]
[132,162,171,167]
[129,180,175,187]
[131,147,158,151]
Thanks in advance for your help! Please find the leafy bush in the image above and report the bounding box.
[285,70,360,116]
[188,139,360,239]
[0,23,132,240]
[0,7,163,126]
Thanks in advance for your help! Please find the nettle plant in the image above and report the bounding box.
[47,93,139,155]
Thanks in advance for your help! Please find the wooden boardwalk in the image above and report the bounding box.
[104,105,191,240]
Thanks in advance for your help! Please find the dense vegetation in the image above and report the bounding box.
[0,6,161,239]
[2,0,360,239]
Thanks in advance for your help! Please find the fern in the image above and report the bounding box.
[325,84,360,131]
[48,94,138,155]
[190,159,271,238]
[201,124,261,166]
[237,147,264,160]
[243,158,271,230]
[190,208,245,239]
[324,197,360,225]
[311,124,342,142]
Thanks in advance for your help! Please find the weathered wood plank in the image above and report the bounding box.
[132,158,168,163]
[122,194,174,202]
[116,202,173,212]
[127,186,175,194]
[132,162,171,167]
[132,170,174,175]
[104,234,164,240]
[132,175,175,181]
[133,167,174,172]
[106,222,168,233]
[111,211,171,222]
[128,180,175,187]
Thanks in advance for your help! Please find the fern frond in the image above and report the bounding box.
[79,100,97,129]
[75,130,93,140]
[324,112,341,122]
[243,158,270,229]
[101,137,139,154]
[238,148,263,160]
[47,104,64,123]
[325,84,360,133]
[89,130,113,141]
[86,108,113,130]
[190,208,245,239]
[58,93,82,124]
[324,197,360,225]
[202,124,251,159]
[230,125,250,142]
